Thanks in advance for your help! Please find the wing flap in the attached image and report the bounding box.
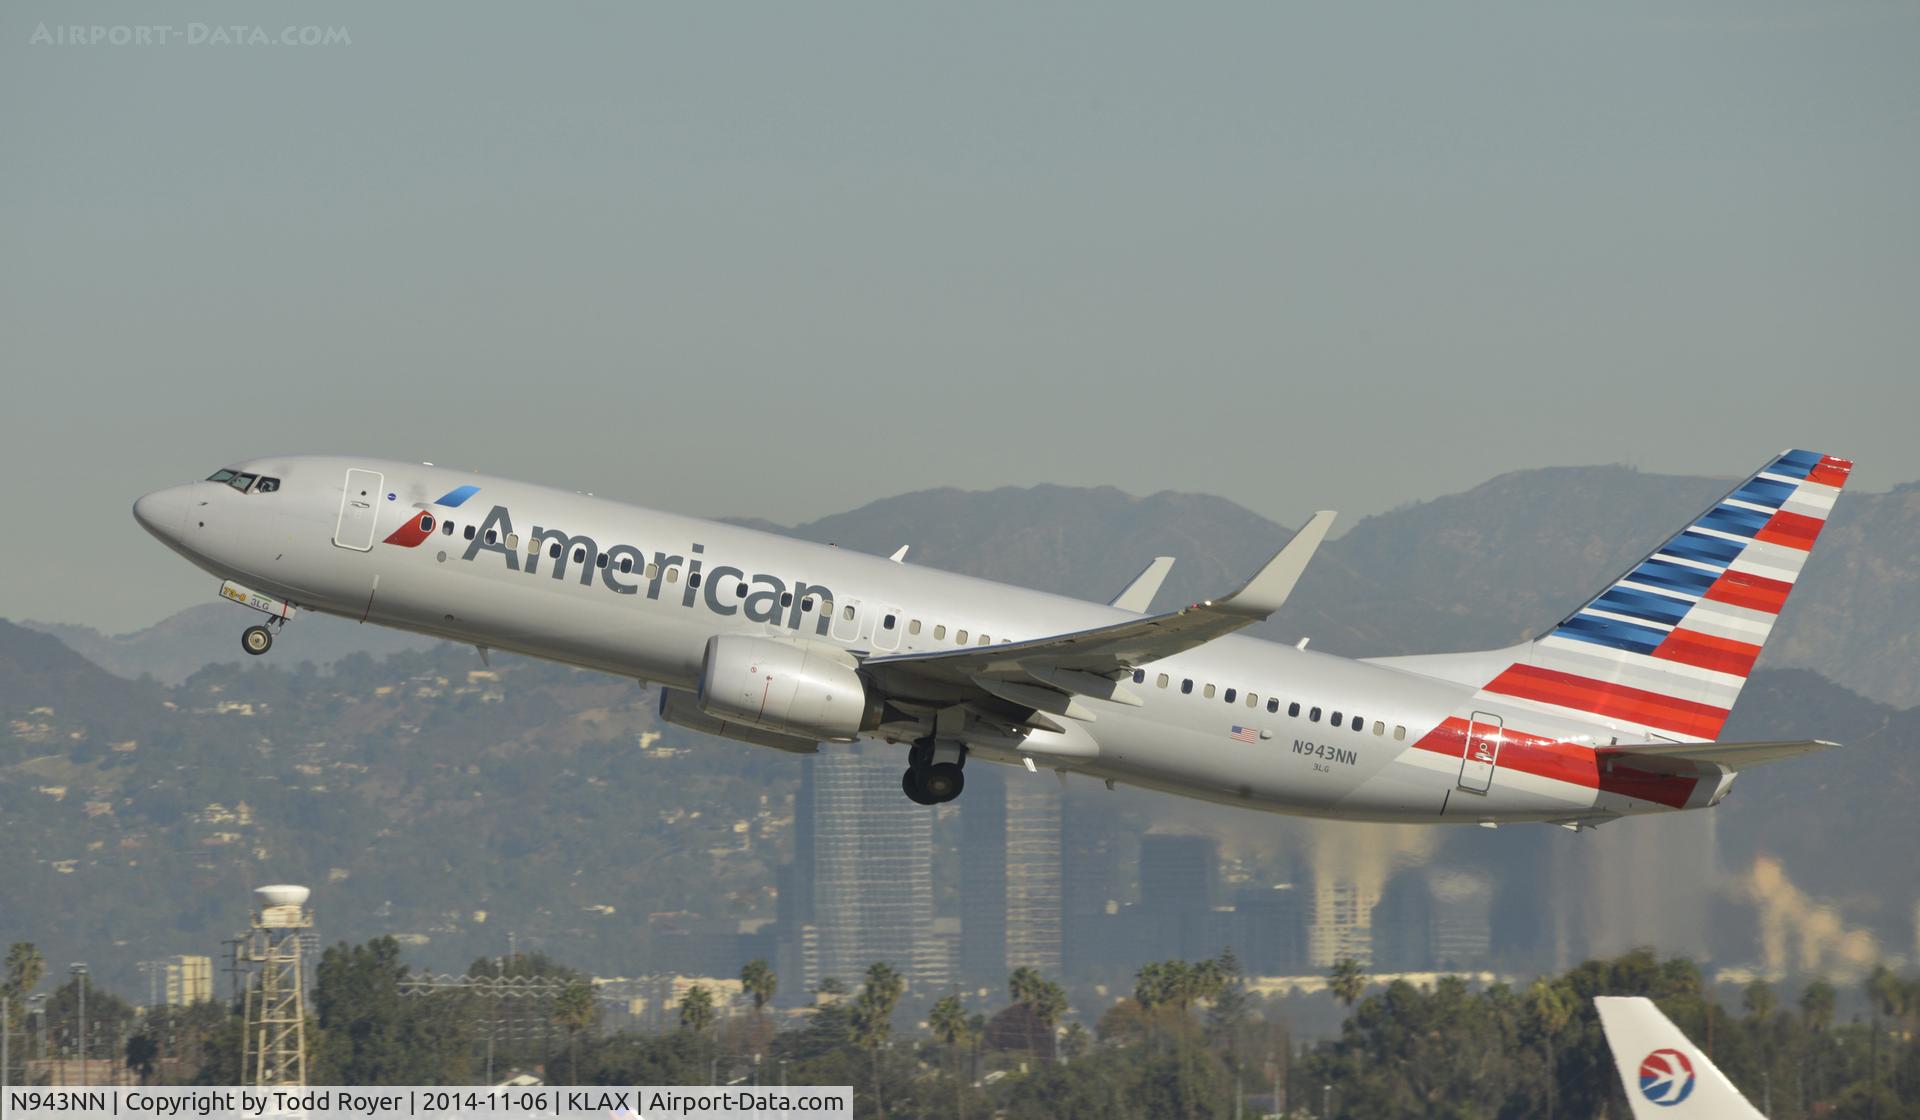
[1598,738,1838,776]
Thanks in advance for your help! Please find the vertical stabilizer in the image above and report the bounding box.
[1595,996,1765,1118]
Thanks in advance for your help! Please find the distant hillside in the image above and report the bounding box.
[22,602,436,685]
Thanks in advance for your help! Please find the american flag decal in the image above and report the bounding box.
[1230,725,1259,743]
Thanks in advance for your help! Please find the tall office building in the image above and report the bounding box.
[779,746,938,995]
[1228,886,1309,976]
[1138,834,1224,962]
[960,767,1062,988]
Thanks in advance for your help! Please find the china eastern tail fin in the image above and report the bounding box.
[1379,449,1852,742]
[1595,997,1765,1118]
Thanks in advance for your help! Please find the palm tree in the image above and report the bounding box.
[679,984,717,1034]
[1742,979,1776,1021]
[551,980,597,1081]
[4,943,44,1027]
[1799,978,1836,1032]
[739,960,776,1055]
[929,992,971,1116]
[1526,978,1575,1120]
[1328,958,1368,1009]
[853,963,905,1120]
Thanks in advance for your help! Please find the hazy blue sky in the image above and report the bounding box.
[3,2,1915,630]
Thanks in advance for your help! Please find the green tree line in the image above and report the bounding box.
[6,938,1919,1119]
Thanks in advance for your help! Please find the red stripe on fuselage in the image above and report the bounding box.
[1652,629,1762,677]
[1753,509,1824,550]
[1481,664,1730,740]
[1410,717,1698,809]
[1703,569,1792,614]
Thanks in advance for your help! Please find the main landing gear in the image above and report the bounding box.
[902,738,967,806]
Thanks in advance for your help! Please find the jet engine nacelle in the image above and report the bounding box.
[658,688,822,754]
[697,634,876,743]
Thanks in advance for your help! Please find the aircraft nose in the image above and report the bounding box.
[133,484,192,541]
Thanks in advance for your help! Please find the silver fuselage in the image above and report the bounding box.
[133,455,1721,825]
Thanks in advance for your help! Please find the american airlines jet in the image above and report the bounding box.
[132,449,1849,825]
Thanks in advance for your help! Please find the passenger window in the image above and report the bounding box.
[1309,707,1321,722]
[735,581,746,596]
[1247,693,1258,708]
[956,630,968,643]
[646,564,659,579]
[597,554,610,570]
[620,557,634,574]
[818,599,831,612]
[416,514,433,533]
[442,521,455,536]
[1224,688,1237,704]
[506,533,519,550]
[1157,673,1169,688]
[1181,679,1193,695]
[549,542,562,559]
[667,568,680,583]
[782,592,795,608]
[1133,669,1145,684]
[802,597,816,611]
[843,605,856,621]
[979,634,990,645]
[464,525,476,541]
[1331,710,1343,725]
[910,620,922,635]
[1373,720,1385,736]
[1394,725,1407,741]
[883,614,896,630]
[575,547,588,564]
[207,469,237,483]
[1351,715,1363,732]
[689,572,701,588]
[485,529,497,544]
[934,625,946,640]
[1203,684,1216,699]
[254,477,280,493]
[1267,698,1279,713]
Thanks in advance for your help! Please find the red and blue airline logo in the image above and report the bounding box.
[383,486,480,548]
[1639,1048,1696,1106]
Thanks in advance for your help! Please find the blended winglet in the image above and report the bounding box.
[1109,556,1176,612]
[1214,510,1336,618]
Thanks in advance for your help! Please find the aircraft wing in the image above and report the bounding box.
[863,513,1333,712]
[1597,738,1838,776]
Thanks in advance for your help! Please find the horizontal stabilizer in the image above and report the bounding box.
[1599,738,1837,776]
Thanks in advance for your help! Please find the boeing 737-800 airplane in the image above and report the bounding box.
[133,449,1849,825]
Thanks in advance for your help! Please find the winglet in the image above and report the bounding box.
[889,545,910,563]
[1108,556,1175,612]
[1215,511,1336,618]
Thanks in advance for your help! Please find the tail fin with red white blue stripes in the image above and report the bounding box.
[1473,450,1852,742]
[1474,447,1850,745]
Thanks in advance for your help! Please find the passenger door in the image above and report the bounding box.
[333,469,384,551]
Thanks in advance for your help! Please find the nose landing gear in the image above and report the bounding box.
[220,580,298,657]
[902,737,967,805]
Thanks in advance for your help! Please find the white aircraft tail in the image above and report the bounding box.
[1594,996,1765,1118]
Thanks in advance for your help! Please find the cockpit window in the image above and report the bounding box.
[228,473,258,493]
[253,477,280,493]
[207,469,237,483]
